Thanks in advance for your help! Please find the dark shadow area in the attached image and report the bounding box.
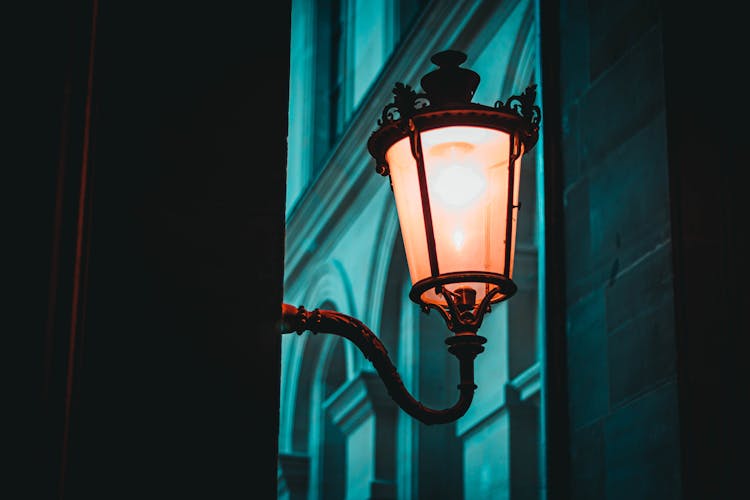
[9,1,291,498]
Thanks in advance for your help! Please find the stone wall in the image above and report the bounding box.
[558,0,682,497]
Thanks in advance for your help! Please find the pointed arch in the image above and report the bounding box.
[363,199,401,336]
[279,259,358,455]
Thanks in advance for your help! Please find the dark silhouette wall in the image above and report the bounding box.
[10,1,290,498]
[541,1,747,498]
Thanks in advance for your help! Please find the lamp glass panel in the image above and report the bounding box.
[508,142,523,278]
[386,126,521,306]
[387,136,430,285]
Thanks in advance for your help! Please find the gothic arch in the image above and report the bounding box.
[280,259,358,455]
[308,300,347,500]
[363,200,401,336]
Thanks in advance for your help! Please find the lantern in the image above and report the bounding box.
[282,49,541,425]
[367,50,540,334]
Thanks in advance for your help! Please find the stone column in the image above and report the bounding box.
[325,371,398,500]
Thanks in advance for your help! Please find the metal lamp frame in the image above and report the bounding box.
[282,50,540,425]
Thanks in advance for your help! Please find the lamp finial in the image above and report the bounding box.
[420,50,480,105]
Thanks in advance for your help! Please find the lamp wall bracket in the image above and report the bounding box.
[280,303,485,425]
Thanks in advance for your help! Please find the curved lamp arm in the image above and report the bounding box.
[281,303,487,425]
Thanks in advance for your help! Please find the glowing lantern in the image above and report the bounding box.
[282,50,542,425]
[367,50,540,334]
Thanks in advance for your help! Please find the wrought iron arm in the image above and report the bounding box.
[280,304,487,425]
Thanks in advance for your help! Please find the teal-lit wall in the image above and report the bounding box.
[558,1,681,497]
[280,1,545,499]
[280,0,748,499]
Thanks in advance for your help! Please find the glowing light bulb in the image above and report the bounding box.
[452,229,465,250]
[432,163,486,208]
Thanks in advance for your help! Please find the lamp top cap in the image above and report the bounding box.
[420,50,480,106]
[431,49,467,67]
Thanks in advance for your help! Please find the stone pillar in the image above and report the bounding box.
[325,371,398,500]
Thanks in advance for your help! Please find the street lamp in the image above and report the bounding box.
[281,50,540,425]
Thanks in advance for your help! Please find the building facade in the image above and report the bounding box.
[279,1,545,498]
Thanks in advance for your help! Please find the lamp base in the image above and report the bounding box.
[410,272,516,334]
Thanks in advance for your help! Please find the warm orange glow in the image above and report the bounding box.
[430,155,487,209]
[386,125,522,306]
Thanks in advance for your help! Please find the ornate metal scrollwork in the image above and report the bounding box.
[378,83,430,127]
[495,84,542,132]
[437,285,501,333]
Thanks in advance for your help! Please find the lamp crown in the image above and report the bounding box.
[420,50,480,105]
